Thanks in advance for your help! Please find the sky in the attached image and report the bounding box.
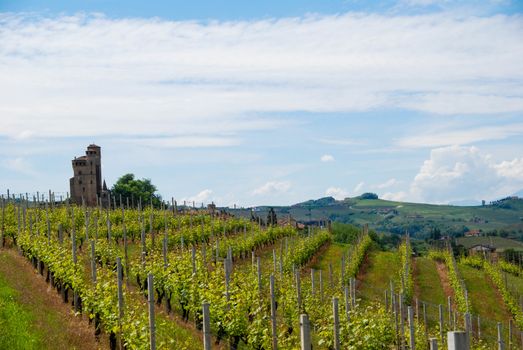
[1,0,523,207]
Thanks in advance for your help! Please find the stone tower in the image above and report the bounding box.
[70,144,103,206]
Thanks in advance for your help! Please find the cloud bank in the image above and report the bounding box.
[383,146,523,203]
[0,11,522,145]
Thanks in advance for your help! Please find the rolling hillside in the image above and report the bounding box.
[229,196,523,241]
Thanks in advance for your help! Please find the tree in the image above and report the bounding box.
[110,173,162,208]
[359,192,378,200]
[267,207,277,226]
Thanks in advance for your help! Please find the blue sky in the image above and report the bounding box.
[1,0,523,206]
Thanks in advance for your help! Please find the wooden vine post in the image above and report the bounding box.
[117,257,124,349]
[148,273,156,350]
[270,274,278,350]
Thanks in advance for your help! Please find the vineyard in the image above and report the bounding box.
[0,196,523,349]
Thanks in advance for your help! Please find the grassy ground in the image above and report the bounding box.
[414,257,446,305]
[458,263,514,345]
[0,249,108,350]
[0,272,41,349]
[505,272,523,301]
[357,249,400,303]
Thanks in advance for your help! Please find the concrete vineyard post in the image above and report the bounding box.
[408,306,415,350]
[393,294,399,346]
[117,257,124,349]
[497,322,504,350]
[399,294,405,349]
[257,257,262,292]
[319,269,323,301]
[344,285,350,321]
[192,245,196,274]
[329,263,333,287]
[465,313,471,345]
[439,304,444,344]
[148,273,156,350]
[296,270,302,311]
[333,297,340,350]
[163,236,168,268]
[448,296,452,327]
[477,315,481,340]
[311,268,315,295]
[300,314,311,350]
[90,240,97,283]
[124,226,129,283]
[202,302,211,350]
[270,274,278,350]
[447,332,469,350]
[272,249,277,272]
[1,195,4,247]
[423,302,428,338]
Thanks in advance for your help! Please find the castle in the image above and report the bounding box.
[69,144,109,206]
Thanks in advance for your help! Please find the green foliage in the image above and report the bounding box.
[358,192,378,200]
[480,259,523,329]
[331,222,360,244]
[111,173,162,208]
[344,233,372,281]
[498,259,521,276]
[398,238,413,304]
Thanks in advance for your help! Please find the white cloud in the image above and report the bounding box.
[388,145,523,203]
[374,178,398,189]
[0,11,522,143]
[252,181,291,195]
[382,191,408,202]
[126,136,240,148]
[353,182,365,193]
[325,187,348,199]
[182,189,213,204]
[317,138,363,146]
[2,157,35,175]
[320,154,335,162]
[397,123,523,148]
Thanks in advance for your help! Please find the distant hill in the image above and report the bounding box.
[513,189,523,198]
[229,196,523,241]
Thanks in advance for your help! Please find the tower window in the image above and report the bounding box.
[82,187,85,193]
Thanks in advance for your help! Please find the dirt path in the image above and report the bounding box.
[0,248,109,350]
[435,261,454,299]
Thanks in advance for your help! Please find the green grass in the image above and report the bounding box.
[414,257,446,305]
[458,263,513,345]
[504,272,523,301]
[0,274,41,349]
[358,249,400,303]
[311,242,349,272]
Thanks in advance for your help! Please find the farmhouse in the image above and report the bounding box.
[468,244,495,254]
